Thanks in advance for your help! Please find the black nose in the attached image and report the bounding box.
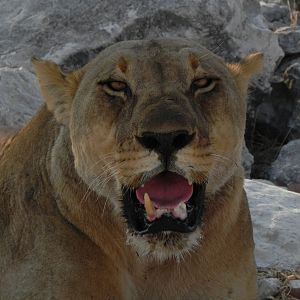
[136,130,195,156]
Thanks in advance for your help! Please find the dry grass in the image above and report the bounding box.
[258,267,300,299]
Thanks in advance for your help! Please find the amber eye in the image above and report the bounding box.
[192,78,216,94]
[105,81,128,92]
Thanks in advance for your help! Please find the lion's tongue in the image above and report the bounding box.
[136,172,193,209]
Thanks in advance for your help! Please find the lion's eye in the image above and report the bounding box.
[105,81,128,92]
[192,78,216,94]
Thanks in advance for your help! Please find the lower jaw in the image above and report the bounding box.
[122,183,206,235]
[126,227,203,262]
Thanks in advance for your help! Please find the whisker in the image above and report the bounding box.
[209,153,239,168]
[80,160,127,208]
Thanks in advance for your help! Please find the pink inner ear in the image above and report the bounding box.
[136,172,193,209]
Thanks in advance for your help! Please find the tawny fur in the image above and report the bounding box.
[0,39,263,299]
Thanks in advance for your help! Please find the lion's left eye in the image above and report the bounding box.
[192,78,216,94]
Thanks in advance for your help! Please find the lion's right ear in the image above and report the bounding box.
[226,52,264,98]
[32,58,84,125]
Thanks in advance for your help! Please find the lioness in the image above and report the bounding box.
[0,127,18,153]
[0,39,262,299]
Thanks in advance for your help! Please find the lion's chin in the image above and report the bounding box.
[126,227,203,262]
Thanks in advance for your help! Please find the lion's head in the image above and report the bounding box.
[33,39,262,261]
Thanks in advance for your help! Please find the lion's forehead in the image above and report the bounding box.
[89,39,222,79]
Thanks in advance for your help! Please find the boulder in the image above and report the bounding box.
[242,144,254,178]
[268,139,300,185]
[289,99,300,140]
[257,277,281,299]
[260,1,290,29]
[284,63,300,139]
[276,26,300,54]
[261,0,286,3]
[249,57,300,179]
[245,179,300,269]
[0,0,283,127]
[0,67,40,127]
[289,280,300,299]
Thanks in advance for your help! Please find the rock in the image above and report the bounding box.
[290,279,300,289]
[289,99,300,140]
[283,62,300,99]
[245,179,300,269]
[260,1,290,29]
[290,280,300,299]
[262,0,286,4]
[242,144,254,178]
[288,182,300,193]
[257,277,281,299]
[269,139,300,185]
[255,179,276,186]
[0,66,41,127]
[283,63,300,139]
[0,0,283,127]
[276,26,300,54]
[290,288,300,299]
[248,78,294,179]
[249,54,300,178]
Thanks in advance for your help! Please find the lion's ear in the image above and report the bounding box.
[226,52,264,97]
[32,58,84,125]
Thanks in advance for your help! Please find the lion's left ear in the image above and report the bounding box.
[226,52,264,97]
[32,58,84,125]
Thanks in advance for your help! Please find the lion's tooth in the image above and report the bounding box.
[155,208,168,218]
[144,193,156,221]
[172,202,187,220]
[188,180,193,186]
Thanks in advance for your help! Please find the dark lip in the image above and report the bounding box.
[122,181,206,235]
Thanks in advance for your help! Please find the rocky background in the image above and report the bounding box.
[0,0,300,299]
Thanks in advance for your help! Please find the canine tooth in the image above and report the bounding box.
[141,184,145,187]
[188,180,193,186]
[144,193,156,220]
[173,202,187,220]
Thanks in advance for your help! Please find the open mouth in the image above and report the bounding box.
[122,171,206,235]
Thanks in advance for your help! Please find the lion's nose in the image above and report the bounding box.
[136,130,195,157]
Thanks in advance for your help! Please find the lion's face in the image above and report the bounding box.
[33,39,263,261]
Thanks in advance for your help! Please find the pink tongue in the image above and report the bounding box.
[136,172,193,209]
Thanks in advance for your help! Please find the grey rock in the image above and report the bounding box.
[276,26,300,54]
[289,279,300,299]
[0,0,283,127]
[255,179,276,185]
[257,277,281,299]
[269,139,300,185]
[246,179,300,269]
[283,62,300,99]
[255,101,277,125]
[0,67,41,127]
[242,144,254,178]
[266,59,300,140]
[290,280,300,289]
[260,1,290,29]
[262,0,286,3]
[249,57,300,179]
[289,99,300,140]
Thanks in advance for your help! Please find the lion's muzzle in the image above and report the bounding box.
[136,130,195,167]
